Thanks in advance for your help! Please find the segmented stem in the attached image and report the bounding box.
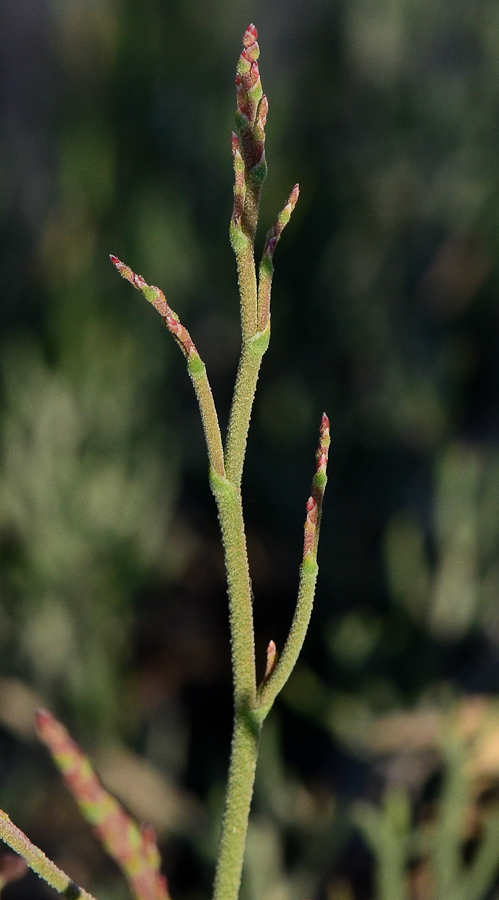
[110,256,225,479]
[257,414,330,710]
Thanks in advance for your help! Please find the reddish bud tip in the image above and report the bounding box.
[289,184,300,209]
[264,639,278,682]
[322,412,330,431]
[243,24,258,50]
[257,95,269,129]
[34,707,52,730]
[109,254,121,266]
[140,823,158,845]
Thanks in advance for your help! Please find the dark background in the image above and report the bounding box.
[2,1,499,899]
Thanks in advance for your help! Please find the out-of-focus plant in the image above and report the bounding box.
[355,729,499,900]
[385,441,499,641]
[0,322,176,736]
[0,25,329,900]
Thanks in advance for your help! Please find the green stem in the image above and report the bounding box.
[257,555,318,711]
[187,355,225,478]
[229,223,258,342]
[212,705,262,900]
[0,812,98,900]
[224,326,270,487]
[209,468,256,705]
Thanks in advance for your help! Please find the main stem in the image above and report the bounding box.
[212,706,262,900]
[210,467,261,900]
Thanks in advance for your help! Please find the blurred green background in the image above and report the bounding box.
[3,1,499,899]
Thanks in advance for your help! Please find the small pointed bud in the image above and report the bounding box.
[243,23,258,50]
[302,414,330,561]
[231,132,240,154]
[263,640,278,683]
[312,413,330,499]
[262,184,300,263]
[255,95,268,138]
[257,184,300,331]
[303,497,318,557]
[231,132,246,227]
[110,254,134,283]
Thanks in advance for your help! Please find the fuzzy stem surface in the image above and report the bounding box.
[210,467,256,705]
[224,326,270,487]
[0,812,97,900]
[212,706,261,900]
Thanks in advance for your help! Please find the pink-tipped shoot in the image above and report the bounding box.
[302,414,330,559]
[262,184,300,262]
[263,639,278,683]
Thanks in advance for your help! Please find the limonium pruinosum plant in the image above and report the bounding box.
[0,26,329,900]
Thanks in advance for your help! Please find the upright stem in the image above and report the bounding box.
[209,469,259,900]
[212,706,262,900]
[224,328,269,487]
[209,468,256,705]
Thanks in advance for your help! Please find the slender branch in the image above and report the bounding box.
[110,256,225,478]
[257,184,300,332]
[209,468,256,706]
[257,414,330,710]
[0,812,98,900]
[224,327,269,487]
[36,709,169,900]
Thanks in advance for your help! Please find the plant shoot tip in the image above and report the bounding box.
[34,707,51,726]
[263,640,278,682]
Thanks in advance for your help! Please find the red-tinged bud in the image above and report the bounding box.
[249,59,259,87]
[242,24,259,60]
[256,95,268,132]
[244,24,258,45]
[289,184,300,211]
[301,415,330,561]
[110,254,131,279]
[262,185,300,262]
[315,414,330,475]
[231,133,245,227]
[140,823,158,848]
[263,639,278,682]
[35,708,57,740]
[303,498,316,557]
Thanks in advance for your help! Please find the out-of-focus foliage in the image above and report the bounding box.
[3,0,499,899]
[0,324,176,734]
